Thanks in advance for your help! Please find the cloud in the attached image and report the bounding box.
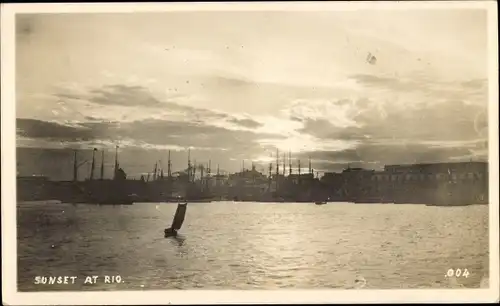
[228,118,262,128]
[295,138,488,172]
[16,118,97,142]
[16,117,285,155]
[57,84,208,110]
[54,83,285,127]
[293,98,487,143]
[298,118,367,141]
[280,91,488,172]
[88,84,162,107]
[350,74,488,103]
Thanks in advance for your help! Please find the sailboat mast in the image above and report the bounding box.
[100,150,104,180]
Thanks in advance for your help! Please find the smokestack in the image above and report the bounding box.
[100,150,104,180]
[90,148,97,180]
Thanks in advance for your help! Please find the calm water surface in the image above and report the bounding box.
[17,202,489,291]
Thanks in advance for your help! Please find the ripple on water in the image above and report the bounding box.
[16,202,489,290]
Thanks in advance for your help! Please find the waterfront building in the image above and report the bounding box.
[318,161,488,205]
[362,161,487,204]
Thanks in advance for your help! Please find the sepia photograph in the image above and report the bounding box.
[2,1,499,304]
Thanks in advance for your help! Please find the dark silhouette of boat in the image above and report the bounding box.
[315,201,327,205]
[164,202,187,237]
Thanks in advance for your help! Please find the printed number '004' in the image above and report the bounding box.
[446,268,470,278]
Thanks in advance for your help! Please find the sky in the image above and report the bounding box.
[15,9,490,179]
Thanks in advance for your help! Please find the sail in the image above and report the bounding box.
[171,203,187,230]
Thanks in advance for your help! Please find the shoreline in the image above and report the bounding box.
[16,200,489,207]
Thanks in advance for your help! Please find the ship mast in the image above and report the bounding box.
[289,151,292,176]
[100,150,104,180]
[275,149,279,191]
[207,160,211,189]
[90,148,97,180]
[282,152,286,176]
[268,155,272,188]
[216,164,220,187]
[200,163,204,184]
[153,162,158,181]
[193,160,197,182]
[73,150,78,182]
[159,159,164,180]
[298,159,301,185]
[187,148,191,182]
[308,155,312,175]
[167,150,172,179]
[113,145,119,180]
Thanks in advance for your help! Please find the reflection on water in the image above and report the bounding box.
[17,202,489,291]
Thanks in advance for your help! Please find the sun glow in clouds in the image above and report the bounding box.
[14,10,490,173]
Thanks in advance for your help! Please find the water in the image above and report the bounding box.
[17,202,489,291]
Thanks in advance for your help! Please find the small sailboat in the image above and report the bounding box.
[164,202,188,237]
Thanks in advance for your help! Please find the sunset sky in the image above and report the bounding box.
[15,8,490,179]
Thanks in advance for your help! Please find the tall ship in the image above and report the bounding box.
[61,147,138,204]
